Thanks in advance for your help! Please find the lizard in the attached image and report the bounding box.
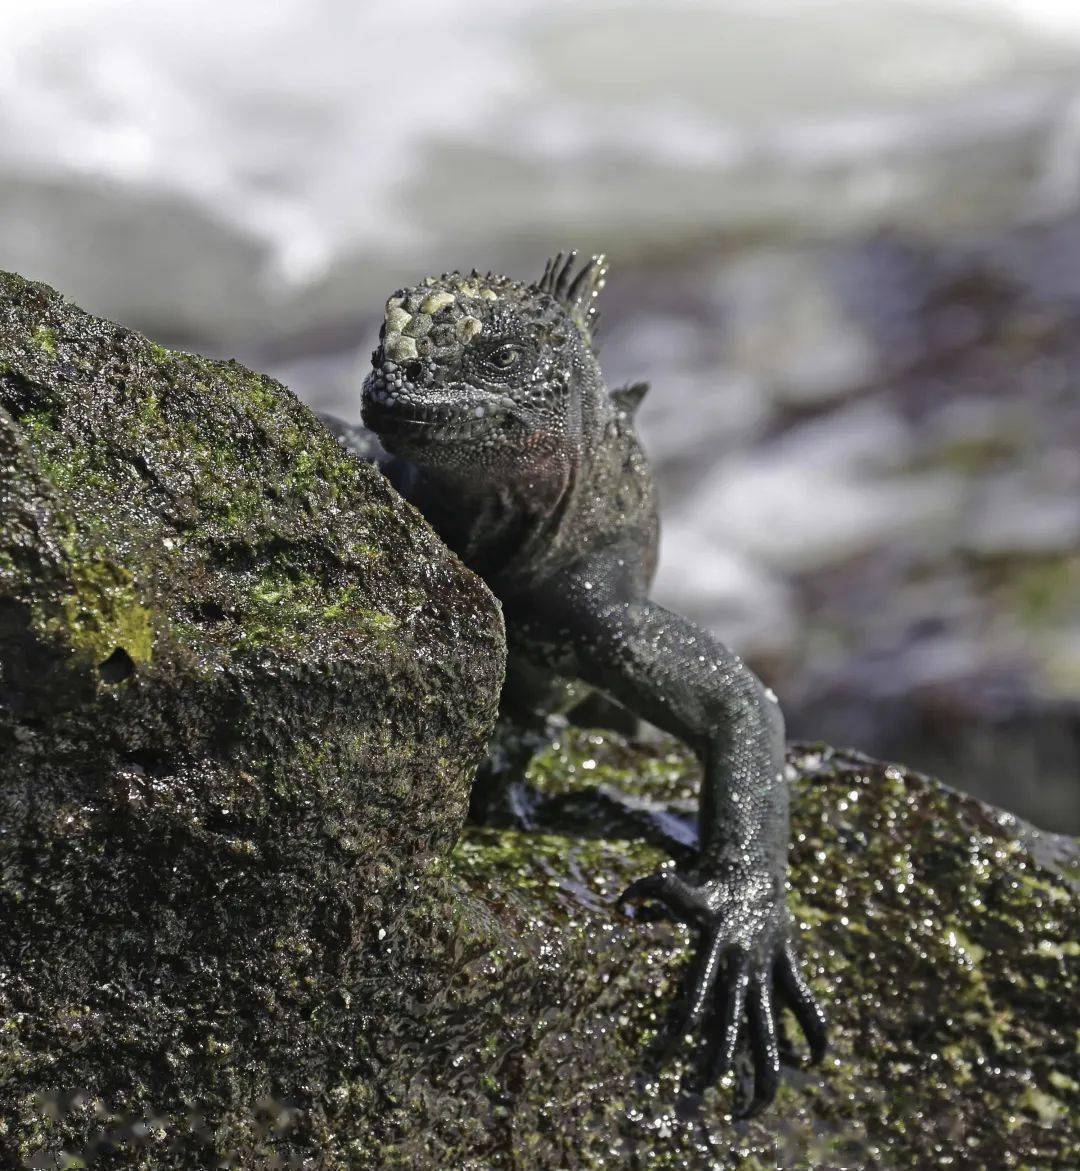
[338,251,828,1115]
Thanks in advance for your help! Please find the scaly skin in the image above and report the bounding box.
[349,252,827,1113]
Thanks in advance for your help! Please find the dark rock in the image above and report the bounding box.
[0,272,505,1164]
[332,733,1076,1171]
[15,728,1075,1169]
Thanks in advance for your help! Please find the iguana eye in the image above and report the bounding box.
[486,344,522,371]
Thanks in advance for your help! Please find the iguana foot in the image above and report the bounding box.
[619,870,827,1116]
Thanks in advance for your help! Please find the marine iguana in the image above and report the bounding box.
[346,252,827,1114]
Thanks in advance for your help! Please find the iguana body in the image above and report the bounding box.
[346,252,826,1113]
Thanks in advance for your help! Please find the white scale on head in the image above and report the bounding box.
[380,276,499,364]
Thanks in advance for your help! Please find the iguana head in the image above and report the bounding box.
[362,252,609,479]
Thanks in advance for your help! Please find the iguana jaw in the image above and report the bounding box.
[361,367,521,454]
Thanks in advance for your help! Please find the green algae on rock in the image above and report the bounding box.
[306,733,1078,1171]
[0,271,506,1165]
[11,728,1078,1166]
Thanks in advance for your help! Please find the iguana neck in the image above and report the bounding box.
[404,383,614,588]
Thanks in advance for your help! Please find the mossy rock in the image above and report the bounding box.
[13,731,1075,1169]
[2,275,1076,1169]
[280,732,1074,1171]
[0,272,505,1163]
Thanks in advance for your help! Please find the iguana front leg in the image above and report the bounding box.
[510,555,827,1113]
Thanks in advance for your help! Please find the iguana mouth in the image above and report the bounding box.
[362,370,515,442]
[362,389,506,446]
[365,399,492,432]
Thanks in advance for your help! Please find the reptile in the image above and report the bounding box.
[334,251,827,1115]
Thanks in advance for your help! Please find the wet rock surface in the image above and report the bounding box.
[9,728,1077,1169]
[0,272,505,1164]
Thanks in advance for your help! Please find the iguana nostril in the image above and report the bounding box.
[403,360,422,381]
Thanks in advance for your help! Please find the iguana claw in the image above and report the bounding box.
[620,871,827,1115]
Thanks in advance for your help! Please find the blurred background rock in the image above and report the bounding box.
[3,0,1077,829]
